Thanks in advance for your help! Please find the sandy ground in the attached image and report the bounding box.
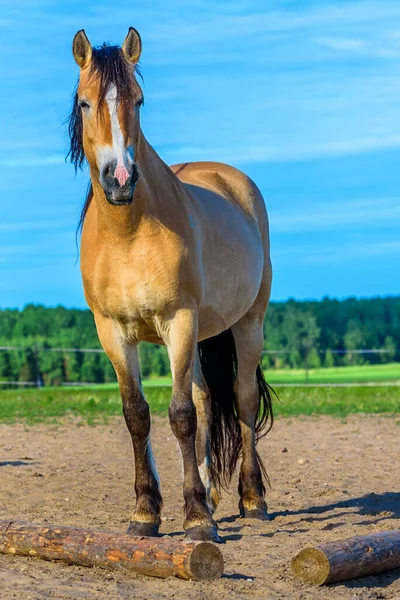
[0,414,399,599]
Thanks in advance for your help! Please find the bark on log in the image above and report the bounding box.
[291,530,400,585]
[0,520,224,581]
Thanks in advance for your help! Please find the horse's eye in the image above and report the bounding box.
[78,100,90,110]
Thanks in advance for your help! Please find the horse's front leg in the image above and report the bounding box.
[166,309,221,543]
[121,365,162,536]
[95,315,162,536]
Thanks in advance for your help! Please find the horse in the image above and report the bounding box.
[68,27,274,543]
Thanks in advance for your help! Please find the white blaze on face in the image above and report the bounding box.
[100,84,132,186]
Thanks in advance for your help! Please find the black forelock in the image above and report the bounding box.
[90,44,143,110]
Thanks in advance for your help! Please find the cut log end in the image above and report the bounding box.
[292,530,400,586]
[188,542,224,581]
[291,548,331,585]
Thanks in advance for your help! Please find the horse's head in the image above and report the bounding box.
[70,29,143,206]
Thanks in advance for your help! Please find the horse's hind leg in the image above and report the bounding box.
[94,315,162,536]
[231,311,272,519]
[193,351,219,513]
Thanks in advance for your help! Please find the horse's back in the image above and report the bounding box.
[170,161,269,241]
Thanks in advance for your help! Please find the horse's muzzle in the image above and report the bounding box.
[101,161,139,206]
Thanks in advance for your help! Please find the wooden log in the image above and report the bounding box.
[0,520,223,581]
[291,530,400,585]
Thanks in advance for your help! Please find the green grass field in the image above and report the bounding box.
[0,381,398,424]
[134,362,400,386]
[266,362,400,384]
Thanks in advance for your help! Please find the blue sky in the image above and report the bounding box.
[1,0,399,308]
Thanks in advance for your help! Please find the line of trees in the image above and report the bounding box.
[0,296,398,385]
[262,296,399,370]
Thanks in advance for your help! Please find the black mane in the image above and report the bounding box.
[66,44,143,234]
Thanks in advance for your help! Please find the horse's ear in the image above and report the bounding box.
[72,30,92,68]
[122,27,142,64]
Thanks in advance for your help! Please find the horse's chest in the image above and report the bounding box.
[82,249,185,341]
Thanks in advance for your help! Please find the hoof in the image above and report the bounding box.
[126,520,160,537]
[185,524,223,544]
[240,507,271,520]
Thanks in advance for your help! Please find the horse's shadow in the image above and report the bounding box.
[169,492,399,539]
[217,491,400,540]
[0,460,37,467]
[269,491,400,524]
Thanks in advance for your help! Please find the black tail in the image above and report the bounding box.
[198,328,275,490]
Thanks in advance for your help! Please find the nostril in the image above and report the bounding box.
[104,163,114,178]
[131,163,139,184]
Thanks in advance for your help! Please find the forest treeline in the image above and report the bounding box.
[0,296,399,385]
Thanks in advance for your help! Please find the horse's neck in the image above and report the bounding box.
[90,134,186,237]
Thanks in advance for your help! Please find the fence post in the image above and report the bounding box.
[32,346,42,388]
[302,341,311,383]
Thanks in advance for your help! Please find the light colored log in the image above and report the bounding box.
[0,520,223,581]
[291,529,400,585]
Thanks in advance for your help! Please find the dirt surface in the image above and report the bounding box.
[0,414,399,599]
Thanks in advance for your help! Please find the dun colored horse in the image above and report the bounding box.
[68,28,274,543]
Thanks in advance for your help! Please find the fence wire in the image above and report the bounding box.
[0,345,398,388]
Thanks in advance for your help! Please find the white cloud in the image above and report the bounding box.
[0,245,34,257]
[316,37,366,51]
[271,197,400,233]
[0,155,64,168]
[0,220,65,233]
[159,135,400,166]
[274,239,400,266]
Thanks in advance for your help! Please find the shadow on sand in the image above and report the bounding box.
[270,491,400,524]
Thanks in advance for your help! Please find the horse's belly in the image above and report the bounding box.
[198,237,264,339]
